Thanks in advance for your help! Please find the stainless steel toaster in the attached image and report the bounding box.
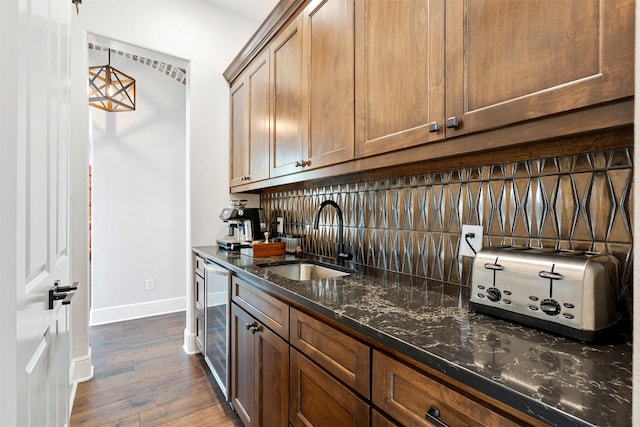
[469,246,622,342]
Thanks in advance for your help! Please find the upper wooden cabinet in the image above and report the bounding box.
[444,0,634,137]
[230,51,271,187]
[271,15,306,178]
[270,0,355,179]
[303,0,355,168]
[355,0,445,158]
[226,0,634,191]
[230,78,249,187]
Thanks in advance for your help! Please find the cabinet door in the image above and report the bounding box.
[355,0,445,158]
[247,51,271,183]
[290,349,369,427]
[304,0,355,169]
[231,303,257,426]
[271,15,306,178]
[230,78,250,187]
[445,0,634,138]
[256,321,289,427]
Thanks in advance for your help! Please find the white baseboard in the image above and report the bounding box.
[69,348,94,416]
[70,348,94,383]
[183,327,199,355]
[90,297,186,326]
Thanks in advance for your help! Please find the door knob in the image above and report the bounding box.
[48,281,78,309]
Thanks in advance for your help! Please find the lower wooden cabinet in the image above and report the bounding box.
[228,275,540,427]
[372,351,521,427]
[371,409,400,427]
[290,308,370,398]
[231,303,289,427]
[290,349,369,427]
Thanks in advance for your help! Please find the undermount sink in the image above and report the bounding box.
[257,260,354,281]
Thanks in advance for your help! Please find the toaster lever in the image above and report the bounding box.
[539,271,563,280]
[484,263,504,271]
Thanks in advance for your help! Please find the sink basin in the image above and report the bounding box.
[257,260,354,281]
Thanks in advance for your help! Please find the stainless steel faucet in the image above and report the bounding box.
[313,200,353,265]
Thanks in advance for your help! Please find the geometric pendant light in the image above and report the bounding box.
[88,49,136,112]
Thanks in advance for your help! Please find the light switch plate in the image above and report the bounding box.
[460,225,483,257]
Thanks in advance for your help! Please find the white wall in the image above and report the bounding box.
[89,47,187,324]
[69,0,274,379]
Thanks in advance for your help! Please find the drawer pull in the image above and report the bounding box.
[425,406,448,427]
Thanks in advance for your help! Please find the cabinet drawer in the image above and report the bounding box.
[372,351,520,427]
[290,349,369,427]
[194,255,205,278]
[232,276,289,340]
[290,308,370,398]
[194,273,205,314]
[372,409,400,427]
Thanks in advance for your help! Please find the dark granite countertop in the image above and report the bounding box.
[193,246,632,427]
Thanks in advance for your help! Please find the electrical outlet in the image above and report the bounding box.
[460,225,483,257]
[276,217,284,234]
[145,279,155,291]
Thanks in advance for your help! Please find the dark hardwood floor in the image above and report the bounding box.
[71,311,242,426]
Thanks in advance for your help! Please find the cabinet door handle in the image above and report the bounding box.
[425,406,448,427]
[295,160,309,168]
[428,121,440,133]
[245,322,260,334]
[445,117,460,129]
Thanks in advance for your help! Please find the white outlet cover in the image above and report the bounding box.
[460,225,483,257]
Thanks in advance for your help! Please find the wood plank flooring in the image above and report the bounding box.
[71,312,242,426]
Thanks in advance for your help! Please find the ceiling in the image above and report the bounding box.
[205,0,279,22]
[87,1,279,86]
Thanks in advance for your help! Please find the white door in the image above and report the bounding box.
[0,0,73,426]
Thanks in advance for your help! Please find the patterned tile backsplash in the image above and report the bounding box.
[261,147,633,290]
